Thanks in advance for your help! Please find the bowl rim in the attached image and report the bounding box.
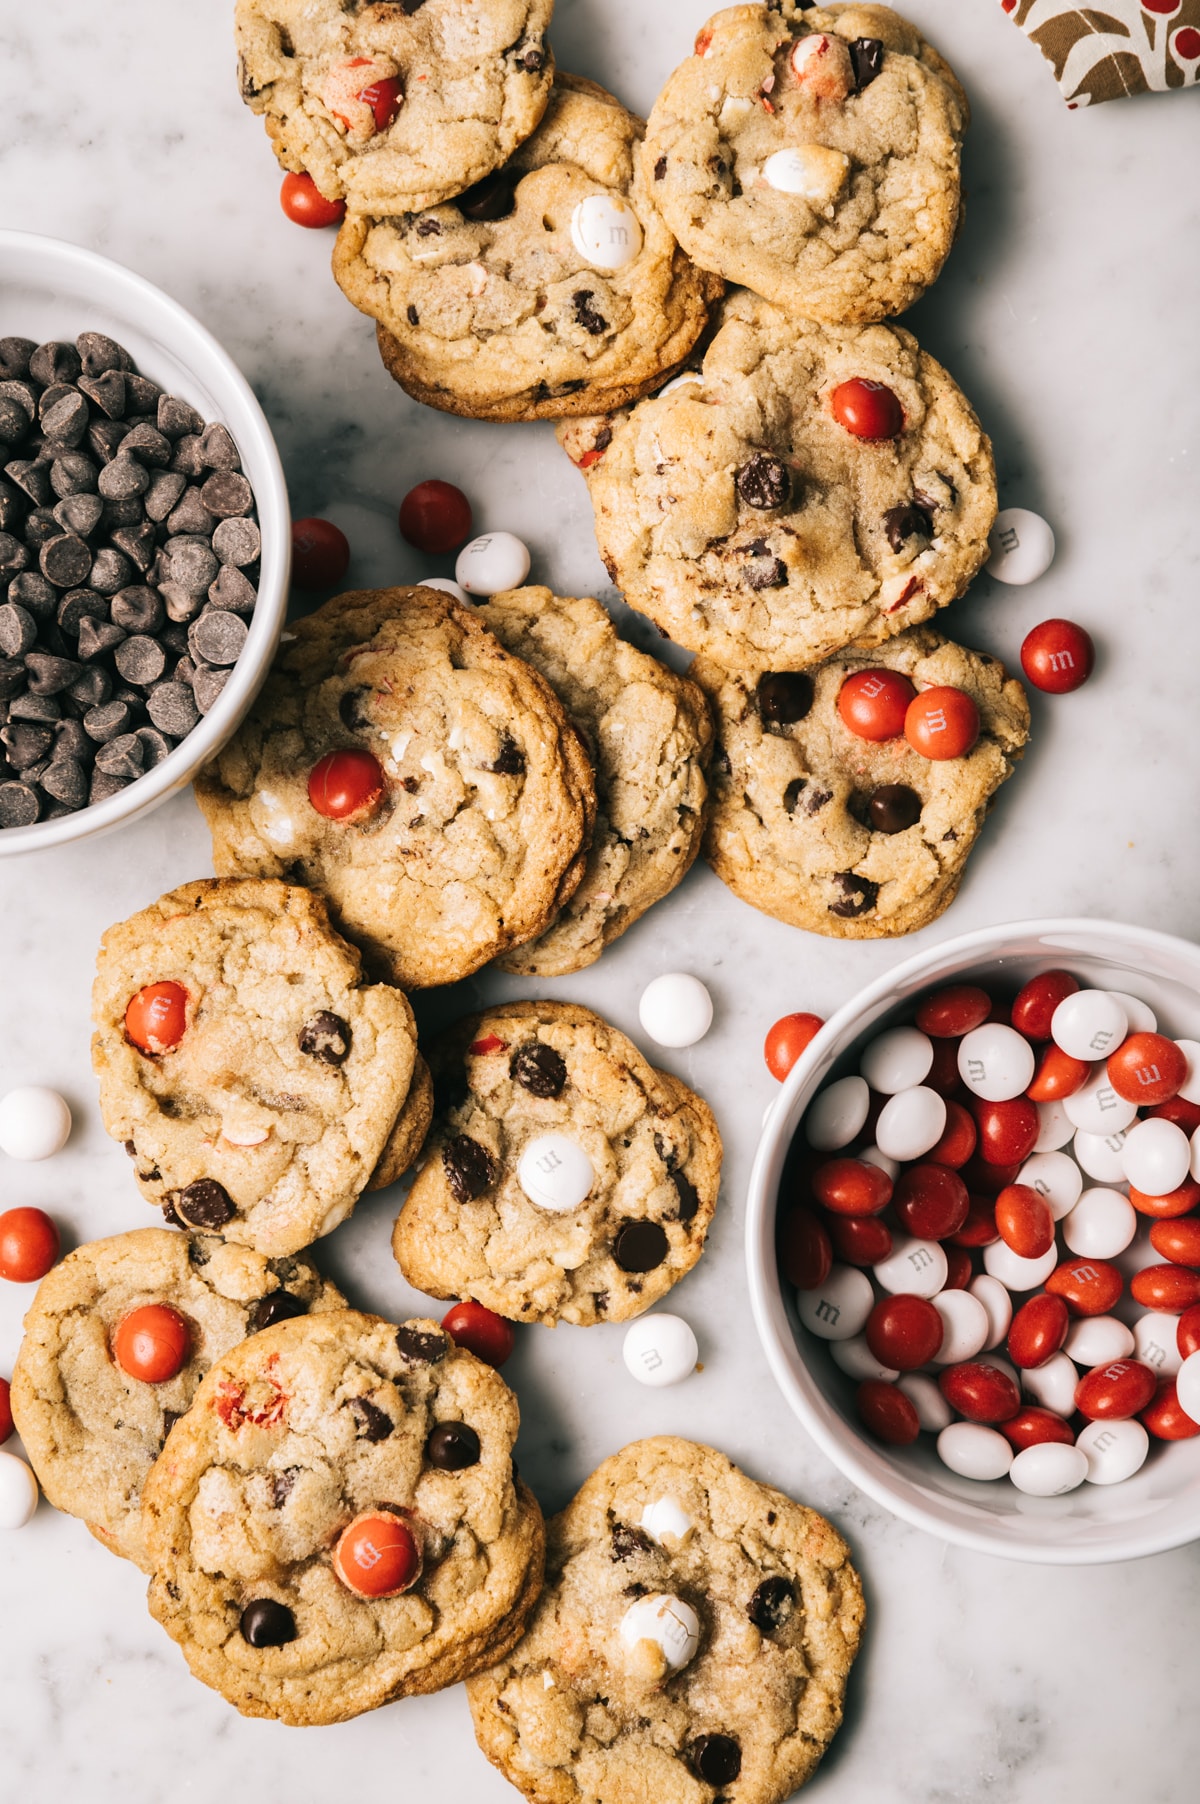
[0,227,290,855]
[746,915,1200,1565]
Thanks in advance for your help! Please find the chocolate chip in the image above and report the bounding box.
[87,418,131,464]
[0,399,29,446]
[0,604,36,658]
[208,563,257,613]
[170,434,206,478]
[0,338,36,380]
[486,732,526,775]
[135,725,174,767]
[756,671,813,726]
[0,657,24,698]
[195,422,238,471]
[572,291,608,337]
[76,332,130,379]
[53,718,89,759]
[298,1010,351,1065]
[0,534,30,584]
[144,469,186,522]
[212,515,260,567]
[89,548,131,596]
[30,342,82,387]
[114,634,167,687]
[670,1170,699,1222]
[347,1397,394,1442]
[0,781,39,826]
[111,522,158,573]
[869,783,921,834]
[53,492,104,539]
[748,1575,795,1632]
[654,155,667,180]
[39,757,87,810]
[167,489,217,539]
[736,453,790,510]
[611,1522,652,1561]
[94,732,144,781]
[111,584,163,633]
[689,1736,741,1786]
[744,550,788,590]
[89,768,127,804]
[851,36,885,90]
[426,1421,481,1469]
[9,573,55,619]
[97,456,148,502]
[5,460,50,507]
[68,664,112,708]
[83,699,132,742]
[163,535,219,594]
[442,1134,498,1203]
[121,422,172,467]
[193,665,229,714]
[883,502,934,553]
[200,470,253,518]
[613,1220,669,1273]
[41,391,89,448]
[510,1041,567,1098]
[396,1325,448,1363]
[457,167,518,220]
[10,692,60,723]
[829,872,879,918]
[147,680,199,737]
[160,582,205,624]
[25,650,81,695]
[189,607,247,666]
[239,1599,296,1648]
[157,394,204,440]
[174,1178,237,1230]
[78,370,127,418]
[161,1408,182,1445]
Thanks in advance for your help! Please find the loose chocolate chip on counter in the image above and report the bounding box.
[94,732,144,782]
[30,342,82,386]
[39,758,87,810]
[613,1220,669,1273]
[736,452,791,510]
[396,1324,448,1364]
[756,670,813,726]
[208,563,256,612]
[135,725,174,767]
[167,488,217,538]
[670,1170,700,1222]
[688,1736,742,1786]
[114,634,168,687]
[146,680,200,737]
[121,423,172,467]
[442,1133,499,1203]
[829,872,879,918]
[77,616,126,661]
[0,781,39,826]
[25,650,81,695]
[883,502,934,553]
[748,1575,795,1632]
[869,784,922,834]
[157,394,204,440]
[850,36,885,90]
[97,456,149,501]
[0,338,36,380]
[611,1522,653,1561]
[0,533,30,581]
[212,515,260,568]
[0,603,36,658]
[199,470,253,518]
[189,607,248,667]
[76,332,130,378]
[39,533,92,589]
[239,1599,297,1648]
[78,370,127,418]
[193,665,229,715]
[347,1396,395,1442]
[510,1041,567,1098]
[248,1290,308,1334]
[53,492,104,538]
[457,169,518,221]
[174,1178,237,1230]
[49,452,99,498]
[426,1422,481,1470]
[298,1010,351,1065]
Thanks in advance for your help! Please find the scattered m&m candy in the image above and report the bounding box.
[399,481,473,555]
[1020,619,1094,694]
[280,172,346,228]
[639,973,713,1048]
[0,1086,72,1161]
[455,531,531,596]
[0,1449,39,1529]
[622,1313,698,1387]
[764,1012,824,1080]
[442,1300,515,1368]
[292,517,351,591]
[0,1207,60,1283]
[986,508,1055,585]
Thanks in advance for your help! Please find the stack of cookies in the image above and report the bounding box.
[232,0,1031,944]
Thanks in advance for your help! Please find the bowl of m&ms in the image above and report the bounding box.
[0,230,289,851]
[747,920,1200,1563]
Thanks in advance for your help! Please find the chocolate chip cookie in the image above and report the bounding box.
[92,879,425,1256]
[695,626,1030,938]
[643,3,968,324]
[235,0,555,216]
[474,588,713,975]
[559,288,996,672]
[143,1309,544,1724]
[391,1002,721,1327]
[334,74,724,421]
[194,587,596,989]
[9,1227,344,1570]
[467,1436,864,1804]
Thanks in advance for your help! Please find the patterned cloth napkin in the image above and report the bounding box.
[1000,0,1200,103]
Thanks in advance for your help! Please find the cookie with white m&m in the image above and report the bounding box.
[466,1436,863,1804]
[391,1002,722,1326]
[643,3,967,324]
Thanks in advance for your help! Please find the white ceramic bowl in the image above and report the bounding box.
[747,919,1200,1564]
[0,229,289,854]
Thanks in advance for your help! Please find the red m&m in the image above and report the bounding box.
[333,1511,421,1598]
[308,749,385,821]
[829,379,903,440]
[125,981,188,1055]
[1020,619,1094,695]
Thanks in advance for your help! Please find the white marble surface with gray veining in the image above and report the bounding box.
[1,2,1198,1799]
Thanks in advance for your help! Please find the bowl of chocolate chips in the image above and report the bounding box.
[0,230,289,851]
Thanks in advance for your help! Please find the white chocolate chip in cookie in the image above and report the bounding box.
[763,144,850,208]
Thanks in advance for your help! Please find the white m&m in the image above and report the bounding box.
[957,1024,1035,1101]
[1051,990,1127,1061]
[622,1313,698,1387]
[638,973,713,1048]
[859,1027,933,1094]
[1133,1312,1184,1378]
[1177,1350,1200,1424]
[1123,1117,1191,1195]
[455,531,531,596]
[1061,1188,1136,1260]
[936,1422,1013,1482]
[873,1234,947,1299]
[418,577,470,604]
[570,194,643,270]
[619,1593,700,1675]
[1017,1151,1083,1221]
[931,1289,990,1365]
[762,143,848,206]
[1021,1352,1079,1418]
[1064,1315,1134,1367]
[986,508,1055,585]
[797,1264,873,1340]
[0,1450,39,1529]
[1062,1068,1136,1137]
[639,1497,695,1545]
[873,1087,946,1163]
[1009,1442,1087,1497]
[805,1075,869,1151]
[1073,1127,1130,1183]
[1077,1418,1149,1486]
[982,1237,1058,1293]
[517,1134,594,1212]
[0,1086,72,1161]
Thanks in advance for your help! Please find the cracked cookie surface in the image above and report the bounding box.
[392,1003,721,1327]
[559,288,995,672]
[643,3,967,324]
[335,75,723,421]
[143,1309,544,1724]
[476,588,713,975]
[92,879,422,1256]
[10,1228,344,1571]
[466,1436,864,1804]
[195,588,596,989]
[235,0,555,215]
[695,626,1030,939]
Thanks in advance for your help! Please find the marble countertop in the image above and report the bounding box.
[2,2,1198,1799]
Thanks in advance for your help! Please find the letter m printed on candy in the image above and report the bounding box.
[814,1298,841,1325]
